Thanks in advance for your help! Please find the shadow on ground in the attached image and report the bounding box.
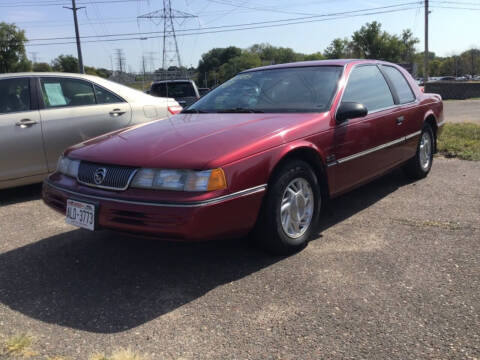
[0,183,43,206]
[0,168,415,333]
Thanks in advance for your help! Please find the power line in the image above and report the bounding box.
[22,6,423,47]
[21,2,422,43]
[0,0,147,7]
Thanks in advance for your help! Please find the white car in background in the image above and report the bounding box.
[0,72,182,190]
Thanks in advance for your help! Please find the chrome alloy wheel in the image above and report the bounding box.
[280,177,315,239]
[419,131,432,170]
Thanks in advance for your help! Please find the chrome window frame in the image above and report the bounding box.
[36,75,127,110]
[334,63,419,120]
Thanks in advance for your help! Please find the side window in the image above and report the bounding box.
[40,78,95,108]
[94,84,123,104]
[381,65,416,104]
[0,78,30,114]
[342,65,394,112]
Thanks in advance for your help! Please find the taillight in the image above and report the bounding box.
[168,105,182,115]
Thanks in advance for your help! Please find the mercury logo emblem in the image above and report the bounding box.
[93,168,107,185]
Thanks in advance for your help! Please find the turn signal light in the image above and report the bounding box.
[207,168,227,191]
[168,105,183,114]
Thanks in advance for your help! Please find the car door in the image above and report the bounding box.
[330,64,405,195]
[38,76,132,172]
[379,65,421,161]
[0,76,47,183]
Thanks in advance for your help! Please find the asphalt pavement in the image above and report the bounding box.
[0,157,479,359]
[444,99,480,124]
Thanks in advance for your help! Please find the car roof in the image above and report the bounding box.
[153,79,193,84]
[0,72,178,103]
[241,59,393,73]
[0,72,104,80]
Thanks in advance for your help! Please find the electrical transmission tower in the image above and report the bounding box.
[115,49,126,73]
[138,0,196,78]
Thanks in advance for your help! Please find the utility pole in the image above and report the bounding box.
[141,55,147,91]
[29,52,38,64]
[424,0,429,83]
[64,0,85,73]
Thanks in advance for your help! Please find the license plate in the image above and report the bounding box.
[66,199,96,231]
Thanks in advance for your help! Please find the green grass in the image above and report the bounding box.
[437,122,480,161]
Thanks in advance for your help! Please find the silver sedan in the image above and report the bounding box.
[0,72,181,189]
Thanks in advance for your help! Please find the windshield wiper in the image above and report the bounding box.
[217,108,264,113]
[181,108,209,114]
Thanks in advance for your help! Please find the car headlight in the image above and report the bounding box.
[131,168,227,191]
[57,156,80,178]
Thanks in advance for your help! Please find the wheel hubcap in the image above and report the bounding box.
[419,131,432,170]
[280,178,314,239]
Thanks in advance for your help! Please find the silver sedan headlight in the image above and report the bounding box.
[131,168,227,191]
[57,156,80,178]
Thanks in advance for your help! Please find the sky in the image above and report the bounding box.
[1,0,479,72]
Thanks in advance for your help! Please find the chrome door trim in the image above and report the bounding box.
[405,130,422,140]
[45,180,267,208]
[330,130,422,166]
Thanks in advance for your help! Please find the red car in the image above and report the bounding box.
[43,60,444,254]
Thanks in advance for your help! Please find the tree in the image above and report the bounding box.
[218,52,262,82]
[51,55,78,73]
[303,52,325,61]
[324,38,351,59]
[95,68,112,79]
[33,62,52,72]
[350,22,419,63]
[197,46,242,84]
[0,22,31,73]
[248,43,301,64]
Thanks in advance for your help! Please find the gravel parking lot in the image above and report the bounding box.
[0,157,479,359]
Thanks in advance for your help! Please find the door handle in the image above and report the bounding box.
[15,119,38,128]
[396,116,405,125]
[109,109,126,117]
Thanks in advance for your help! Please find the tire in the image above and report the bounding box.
[403,123,434,179]
[255,159,321,255]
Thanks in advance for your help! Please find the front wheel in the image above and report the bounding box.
[403,124,434,179]
[255,160,321,255]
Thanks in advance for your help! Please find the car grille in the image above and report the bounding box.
[77,161,138,190]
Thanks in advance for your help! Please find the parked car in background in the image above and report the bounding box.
[198,87,210,96]
[0,72,181,190]
[149,79,200,107]
[43,60,443,254]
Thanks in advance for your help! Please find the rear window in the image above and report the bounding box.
[381,65,416,104]
[188,66,343,113]
[151,82,196,98]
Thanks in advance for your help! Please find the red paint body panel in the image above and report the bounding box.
[43,59,444,241]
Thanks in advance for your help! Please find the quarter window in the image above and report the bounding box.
[94,84,123,104]
[40,78,96,108]
[381,65,415,104]
[342,65,394,112]
[0,78,30,114]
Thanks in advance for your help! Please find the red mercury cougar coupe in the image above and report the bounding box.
[43,60,444,254]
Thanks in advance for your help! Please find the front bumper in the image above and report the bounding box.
[43,178,266,241]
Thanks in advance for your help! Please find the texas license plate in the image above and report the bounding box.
[66,199,96,231]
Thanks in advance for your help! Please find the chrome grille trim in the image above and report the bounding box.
[77,162,138,191]
[45,180,267,207]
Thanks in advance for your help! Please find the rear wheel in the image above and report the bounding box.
[256,160,321,255]
[404,124,434,179]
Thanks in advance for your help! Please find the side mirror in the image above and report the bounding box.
[336,102,368,123]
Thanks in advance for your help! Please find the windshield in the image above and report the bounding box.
[151,82,196,98]
[186,66,342,113]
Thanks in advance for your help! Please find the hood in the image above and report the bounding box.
[66,112,329,169]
